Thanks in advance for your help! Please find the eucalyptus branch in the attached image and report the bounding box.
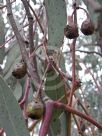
[19,77,30,109]
[21,0,34,53]
[68,2,77,107]
[4,13,42,52]
[6,0,29,61]
[6,0,41,91]
[39,102,54,136]
[54,101,102,130]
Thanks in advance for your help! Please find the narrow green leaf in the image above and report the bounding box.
[0,75,30,136]
[45,0,67,47]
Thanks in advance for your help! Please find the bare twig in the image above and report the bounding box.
[28,2,44,34]
[84,64,102,95]
[73,115,85,136]
[54,101,102,130]
[19,77,30,109]
[21,0,34,53]
[76,50,102,57]
[68,1,77,107]
[0,0,15,10]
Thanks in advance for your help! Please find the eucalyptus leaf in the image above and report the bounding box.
[45,69,65,100]
[0,75,30,136]
[45,0,67,48]
[13,81,23,102]
[50,116,61,136]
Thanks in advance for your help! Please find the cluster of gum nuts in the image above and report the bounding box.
[64,7,95,39]
[11,7,95,121]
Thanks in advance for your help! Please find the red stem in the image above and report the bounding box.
[68,36,77,106]
[36,63,50,98]
[0,128,4,136]
[39,101,54,136]
[19,77,30,109]
[54,101,102,130]
[28,2,44,34]
[71,6,89,19]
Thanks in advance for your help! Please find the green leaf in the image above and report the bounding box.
[45,70,65,100]
[58,51,65,72]
[3,40,21,77]
[13,81,23,102]
[0,75,30,136]
[0,11,5,64]
[60,112,68,136]
[45,0,66,47]
[50,116,61,135]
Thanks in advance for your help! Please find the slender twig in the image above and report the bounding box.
[0,0,15,9]
[73,115,84,136]
[6,0,29,61]
[36,63,50,99]
[71,6,89,18]
[28,2,44,34]
[67,3,78,136]
[3,12,42,51]
[76,50,102,57]
[6,0,41,91]
[69,2,77,106]
[0,23,29,50]
[68,39,77,106]
[77,99,89,115]
[21,0,34,53]
[54,101,102,130]
[19,77,30,109]
[84,63,102,95]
